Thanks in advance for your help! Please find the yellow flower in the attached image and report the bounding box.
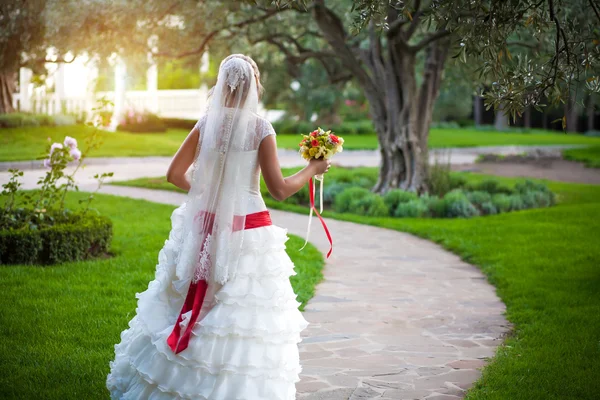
[309,147,318,157]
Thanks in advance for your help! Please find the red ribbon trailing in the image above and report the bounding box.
[309,177,333,258]
[167,210,272,354]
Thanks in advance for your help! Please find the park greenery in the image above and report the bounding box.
[0,193,324,399]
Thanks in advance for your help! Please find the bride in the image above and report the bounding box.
[106,54,331,399]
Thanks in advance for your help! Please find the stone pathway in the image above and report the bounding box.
[0,144,587,172]
[91,185,511,400]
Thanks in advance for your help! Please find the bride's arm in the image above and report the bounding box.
[166,127,200,192]
[259,135,330,202]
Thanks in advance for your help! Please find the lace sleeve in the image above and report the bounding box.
[256,117,276,147]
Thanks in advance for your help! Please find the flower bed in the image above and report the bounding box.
[266,167,557,219]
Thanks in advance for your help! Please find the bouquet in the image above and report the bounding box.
[299,127,344,162]
[298,128,344,258]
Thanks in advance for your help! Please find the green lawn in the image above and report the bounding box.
[2,125,600,161]
[113,171,600,400]
[0,192,324,399]
[563,145,600,168]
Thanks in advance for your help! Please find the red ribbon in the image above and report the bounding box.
[167,210,272,354]
[309,177,333,258]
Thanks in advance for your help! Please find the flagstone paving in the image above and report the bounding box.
[90,184,511,400]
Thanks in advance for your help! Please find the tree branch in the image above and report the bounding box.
[411,29,451,52]
[153,8,290,58]
[588,0,600,23]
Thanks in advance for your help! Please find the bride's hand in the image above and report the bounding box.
[309,158,332,175]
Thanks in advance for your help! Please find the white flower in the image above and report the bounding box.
[63,136,77,149]
[69,148,82,161]
[43,158,51,168]
[49,142,63,155]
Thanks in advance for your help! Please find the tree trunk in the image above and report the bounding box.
[524,106,531,128]
[588,95,595,131]
[312,3,449,193]
[494,103,509,130]
[564,96,578,132]
[0,69,16,114]
[369,40,449,194]
[369,41,449,194]
[474,94,483,127]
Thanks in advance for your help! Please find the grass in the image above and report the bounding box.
[114,171,600,400]
[563,145,600,168]
[2,125,600,161]
[0,192,324,399]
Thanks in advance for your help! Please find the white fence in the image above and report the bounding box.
[12,89,284,122]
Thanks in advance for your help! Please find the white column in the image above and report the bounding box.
[55,63,66,114]
[109,58,127,131]
[146,62,159,114]
[19,68,33,112]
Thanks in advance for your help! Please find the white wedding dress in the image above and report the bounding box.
[106,116,309,399]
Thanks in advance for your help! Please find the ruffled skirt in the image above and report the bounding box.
[106,204,308,400]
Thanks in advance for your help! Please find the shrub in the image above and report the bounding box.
[117,109,167,133]
[333,187,389,216]
[466,191,492,208]
[443,189,480,218]
[0,214,112,265]
[322,182,352,204]
[468,179,513,195]
[492,193,512,213]
[508,194,525,211]
[0,113,76,128]
[161,118,197,130]
[481,201,498,215]
[394,199,428,218]
[514,179,550,194]
[384,189,419,214]
[422,194,446,218]
[520,191,539,209]
[426,157,467,197]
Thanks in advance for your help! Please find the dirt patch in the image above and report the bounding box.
[453,158,600,185]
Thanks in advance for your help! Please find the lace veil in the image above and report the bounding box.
[174,56,260,291]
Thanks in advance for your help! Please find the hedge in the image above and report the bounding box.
[0,215,112,265]
[0,113,77,128]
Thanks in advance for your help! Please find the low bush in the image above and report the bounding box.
[322,182,352,204]
[467,179,513,195]
[0,214,112,265]
[394,199,429,218]
[422,194,446,218]
[117,109,167,133]
[509,194,525,211]
[466,191,492,208]
[334,187,389,217]
[492,193,512,213]
[426,159,467,197]
[0,113,76,128]
[384,189,419,214]
[161,118,197,130]
[481,201,498,215]
[443,189,480,218]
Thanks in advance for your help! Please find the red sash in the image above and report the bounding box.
[166,210,272,354]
